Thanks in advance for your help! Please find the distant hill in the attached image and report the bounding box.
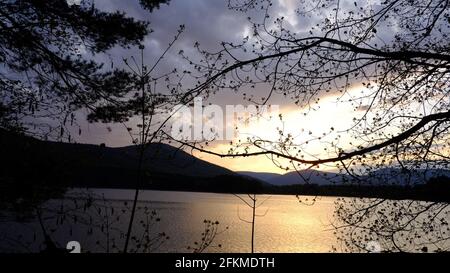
[237,171,282,183]
[267,170,348,186]
[46,141,236,178]
[0,129,263,197]
[246,168,450,186]
[362,167,450,186]
[239,170,350,186]
[1,129,449,205]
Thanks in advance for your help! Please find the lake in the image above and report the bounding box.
[0,189,340,253]
[1,189,447,253]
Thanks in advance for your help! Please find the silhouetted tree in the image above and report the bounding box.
[333,197,449,252]
[0,0,169,137]
[176,0,450,252]
[235,194,270,253]
[0,0,189,254]
[187,219,227,253]
[181,0,450,172]
[87,22,218,254]
[112,36,186,253]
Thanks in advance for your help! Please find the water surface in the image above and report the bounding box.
[0,189,340,253]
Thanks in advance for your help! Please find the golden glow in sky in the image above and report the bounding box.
[196,89,368,174]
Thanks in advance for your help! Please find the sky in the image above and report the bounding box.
[67,0,394,174]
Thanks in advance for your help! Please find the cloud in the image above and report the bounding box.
[66,0,82,6]
[75,0,391,148]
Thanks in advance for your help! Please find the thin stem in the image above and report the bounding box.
[123,47,147,253]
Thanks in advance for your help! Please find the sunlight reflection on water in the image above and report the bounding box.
[88,189,339,253]
[0,189,340,253]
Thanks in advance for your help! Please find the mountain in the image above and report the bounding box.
[267,170,348,186]
[46,141,236,178]
[0,129,263,195]
[238,170,351,186]
[362,167,450,185]
[249,168,450,186]
[1,128,449,204]
[237,171,282,183]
